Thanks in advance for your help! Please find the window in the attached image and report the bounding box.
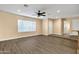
[72,19,79,30]
[18,19,36,32]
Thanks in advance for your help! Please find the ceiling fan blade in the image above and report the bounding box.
[37,14,40,17]
[34,10,46,17]
[42,12,46,14]
[42,15,46,16]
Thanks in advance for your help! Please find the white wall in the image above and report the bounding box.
[48,19,53,35]
[53,19,63,35]
[42,19,49,35]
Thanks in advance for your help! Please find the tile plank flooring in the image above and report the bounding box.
[0,35,77,54]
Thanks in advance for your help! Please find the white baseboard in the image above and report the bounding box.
[53,33,62,35]
[42,34,49,36]
[0,33,42,41]
[48,33,53,35]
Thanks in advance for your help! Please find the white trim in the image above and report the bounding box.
[0,33,42,41]
[53,33,62,35]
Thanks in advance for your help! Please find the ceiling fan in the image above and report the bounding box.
[35,10,46,17]
[23,4,46,17]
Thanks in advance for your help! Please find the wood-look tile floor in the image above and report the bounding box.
[0,35,77,54]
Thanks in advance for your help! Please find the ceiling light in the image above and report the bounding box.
[57,10,60,13]
[56,17,58,18]
[17,10,21,12]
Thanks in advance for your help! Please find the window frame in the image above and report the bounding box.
[18,19,36,32]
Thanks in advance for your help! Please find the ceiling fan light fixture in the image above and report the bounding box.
[35,10,46,17]
[17,9,21,12]
[57,10,60,13]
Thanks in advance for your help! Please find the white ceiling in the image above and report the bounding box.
[0,4,79,19]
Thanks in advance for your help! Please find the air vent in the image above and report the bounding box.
[24,4,28,7]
